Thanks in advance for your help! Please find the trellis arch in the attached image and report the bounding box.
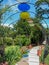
[1,1,49,42]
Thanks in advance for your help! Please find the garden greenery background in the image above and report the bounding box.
[0,0,49,65]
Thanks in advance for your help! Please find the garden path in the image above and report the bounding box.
[16,46,40,65]
[28,46,40,65]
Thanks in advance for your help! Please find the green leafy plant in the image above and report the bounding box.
[5,46,22,65]
[40,49,49,65]
[14,35,31,46]
[4,37,13,45]
[0,55,3,63]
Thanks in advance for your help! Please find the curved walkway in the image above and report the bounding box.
[28,46,40,65]
[16,46,40,65]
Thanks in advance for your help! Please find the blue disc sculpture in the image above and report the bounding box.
[18,3,30,12]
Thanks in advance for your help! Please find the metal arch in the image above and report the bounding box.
[3,11,21,24]
[28,11,49,20]
[7,11,49,46]
[8,14,48,29]
[3,11,36,25]
[28,11,36,15]
[27,3,35,6]
[40,19,49,64]
[8,14,48,42]
[1,2,35,15]
[3,11,36,26]
[2,2,36,24]
[15,0,30,3]
[43,19,49,29]
[8,20,18,26]
[3,10,49,28]
[3,6,48,31]
[4,11,49,28]
[1,1,49,21]
[40,20,47,35]
[35,1,49,8]
[7,11,36,26]
[0,0,3,3]
[43,19,49,38]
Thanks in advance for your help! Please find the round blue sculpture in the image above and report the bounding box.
[18,3,30,11]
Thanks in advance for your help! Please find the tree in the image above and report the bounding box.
[0,0,3,3]
[13,18,44,45]
[35,0,49,64]
[14,35,30,46]
[13,19,31,36]
[30,24,44,45]
[35,0,49,43]
[0,3,12,60]
[35,0,49,20]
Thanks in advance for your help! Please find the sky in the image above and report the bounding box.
[1,0,49,28]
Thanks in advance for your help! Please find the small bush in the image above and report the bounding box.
[0,56,3,63]
[45,54,49,65]
[0,37,3,45]
[5,46,22,65]
[4,37,13,45]
[14,35,31,46]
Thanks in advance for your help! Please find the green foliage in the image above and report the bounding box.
[40,49,44,63]
[0,5,11,16]
[30,25,44,44]
[0,18,44,46]
[35,0,49,19]
[0,26,5,37]
[46,28,49,35]
[4,37,13,45]
[5,46,22,65]
[14,35,31,46]
[40,52,49,65]
[0,25,13,37]
[0,55,3,63]
[13,19,31,36]
[0,37,3,45]
[45,54,49,65]
[0,4,11,24]
[35,0,49,7]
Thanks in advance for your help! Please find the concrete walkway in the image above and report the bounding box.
[16,46,40,65]
[28,46,40,65]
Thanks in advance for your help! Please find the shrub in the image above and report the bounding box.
[4,37,13,45]
[14,35,31,46]
[0,56,3,63]
[0,37,3,45]
[45,54,49,65]
[5,46,22,65]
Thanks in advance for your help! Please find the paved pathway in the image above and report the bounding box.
[28,46,40,65]
[16,46,40,65]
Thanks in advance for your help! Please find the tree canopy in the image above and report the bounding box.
[35,0,49,20]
